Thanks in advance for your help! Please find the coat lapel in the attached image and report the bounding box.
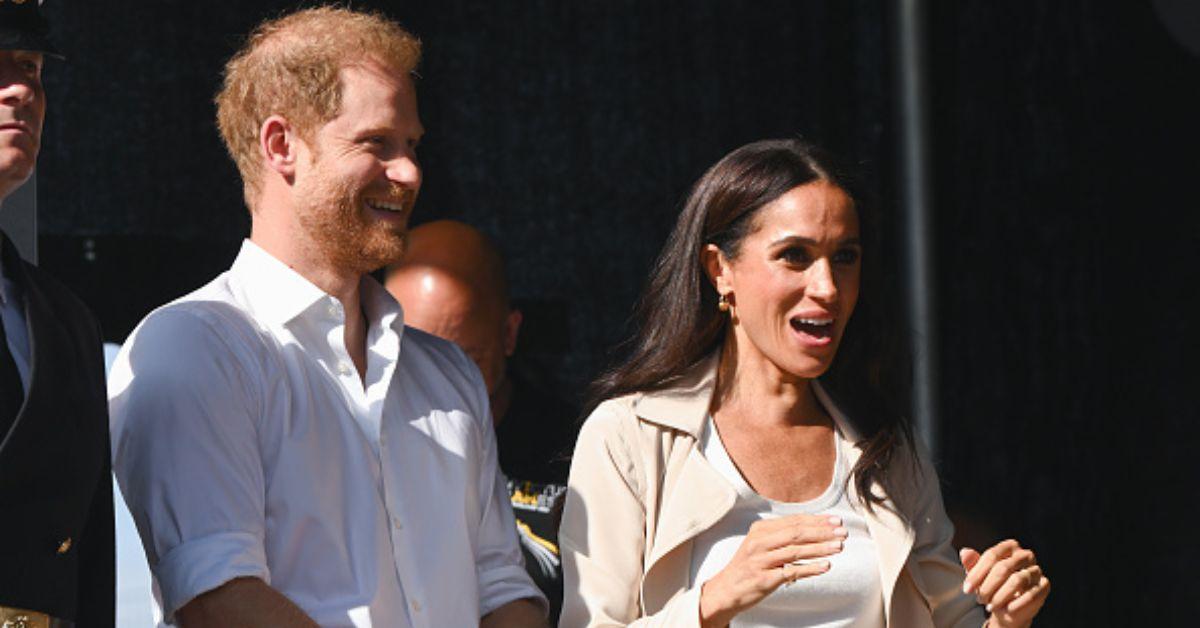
[645,446,736,572]
[0,234,37,436]
[2,232,79,432]
[815,381,916,625]
[632,355,738,610]
[842,442,915,625]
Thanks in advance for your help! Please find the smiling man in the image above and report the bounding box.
[108,8,546,627]
[0,2,114,626]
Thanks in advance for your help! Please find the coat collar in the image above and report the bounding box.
[0,230,92,433]
[629,353,720,438]
[631,353,864,443]
[632,353,914,623]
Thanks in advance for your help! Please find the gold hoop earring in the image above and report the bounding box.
[717,294,730,312]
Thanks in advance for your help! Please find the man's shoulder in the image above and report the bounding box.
[122,272,269,364]
[109,274,270,418]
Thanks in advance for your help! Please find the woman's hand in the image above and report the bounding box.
[960,539,1050,628]
[698,514,846,628]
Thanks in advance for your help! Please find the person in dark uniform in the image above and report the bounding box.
[387,220,577,623]
[0,3,115,626]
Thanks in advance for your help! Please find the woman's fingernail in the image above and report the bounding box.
[827,516,842,526]
[962,582,973,594]
[986,603,993,613]
[829,540,844,550]
[833,527,848,537]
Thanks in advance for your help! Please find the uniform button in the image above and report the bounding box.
[57,537,72,555]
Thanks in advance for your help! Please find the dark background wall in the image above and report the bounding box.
[28,1,1200,624]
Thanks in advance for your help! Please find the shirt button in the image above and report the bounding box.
[327,302,341,318]
[337,362,353,376]
[392,516,403,529]
[411,599,421,612]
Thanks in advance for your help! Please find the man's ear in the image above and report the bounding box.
[701,243,734,297]
[502,308,523,357]
[259,115,301,179]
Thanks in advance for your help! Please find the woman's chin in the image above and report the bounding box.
[761,354,833,382]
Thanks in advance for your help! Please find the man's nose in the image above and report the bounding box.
[386,154,421,189]
[0,76,37,106]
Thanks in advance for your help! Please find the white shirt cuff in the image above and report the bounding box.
[154,530,269,621]
[478,564,548,617]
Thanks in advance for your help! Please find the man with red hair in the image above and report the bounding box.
[110,8,545,627]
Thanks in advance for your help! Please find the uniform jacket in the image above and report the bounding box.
[0,233,114,625]
[559,355,985,627]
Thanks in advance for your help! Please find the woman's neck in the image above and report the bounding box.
[712,332,828,429]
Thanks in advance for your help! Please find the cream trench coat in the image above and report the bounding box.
[559,355,986,627]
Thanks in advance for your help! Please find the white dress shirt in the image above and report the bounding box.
[109,240,543,627]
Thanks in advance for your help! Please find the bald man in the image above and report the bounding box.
[387,221,522,424]
[387,220,576,622]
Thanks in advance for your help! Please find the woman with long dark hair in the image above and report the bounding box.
[559,139,1049,627]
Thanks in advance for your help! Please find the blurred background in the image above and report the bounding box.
[16,0,1200,624]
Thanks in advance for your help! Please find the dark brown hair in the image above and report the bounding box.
[587,138,913,511]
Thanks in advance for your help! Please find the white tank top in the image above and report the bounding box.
[688,415,885,628]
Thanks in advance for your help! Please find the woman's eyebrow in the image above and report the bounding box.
[769,235,862,247]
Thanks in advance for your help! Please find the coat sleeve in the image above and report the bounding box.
[558,402,704,628]
[900,444,988,628]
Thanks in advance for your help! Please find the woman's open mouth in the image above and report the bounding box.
[790,316,835,346]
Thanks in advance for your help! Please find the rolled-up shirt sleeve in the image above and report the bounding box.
[108,307,268,621]
[462,357,548,618]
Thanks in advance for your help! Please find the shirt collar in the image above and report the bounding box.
[230,239,330,327]
[360,270,406,337]
[229,239,407,336]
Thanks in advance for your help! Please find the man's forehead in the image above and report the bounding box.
[339,57,415,88]
[323,64,421,135]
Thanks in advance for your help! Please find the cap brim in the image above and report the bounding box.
[0,29,65,59]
